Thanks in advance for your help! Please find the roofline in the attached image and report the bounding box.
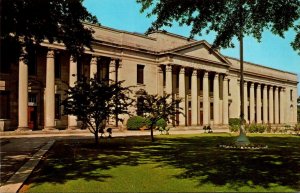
[148,30,197,42]
[84,22,156,41]
[226,56,297,76]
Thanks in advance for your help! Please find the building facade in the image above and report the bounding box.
[0,24,298,131]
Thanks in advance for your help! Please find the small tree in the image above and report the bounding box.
[62,76,134,144]
[136,90,182,142]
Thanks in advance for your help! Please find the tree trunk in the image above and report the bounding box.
[94,131,99,144]
[150,124,154,142]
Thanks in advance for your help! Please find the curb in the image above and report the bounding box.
[0,140,55,193]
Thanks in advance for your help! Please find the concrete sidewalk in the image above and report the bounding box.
[0,128,228,192]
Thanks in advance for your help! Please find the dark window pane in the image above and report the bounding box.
[137,64,144,84]
[28,50,37,76]
[55,53,61,79]
[0,91,10,119]
[55,94,61,119]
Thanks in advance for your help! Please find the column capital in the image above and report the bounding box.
[244,81,248,86]
[257,83,261,89]
[110,59,116,67]
[166,64,172,72]
[47,49,55,58]
[179,67,185,74]
[250,82,254,87]
[70,55,75,62]
[281,87,286,92]
[275,87,279,91]
[118,59,123,68]
[214,73,219,78]
[203,71,209,77]
[192,69,198,76]
[269,85,273,89]
[224,76,229,81]
[90,56,97,65]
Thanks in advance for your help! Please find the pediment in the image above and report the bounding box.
[166,41,231,65]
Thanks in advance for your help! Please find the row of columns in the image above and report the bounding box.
[242,81,286,124]
[163,64,229,126]
[17,49,119,130]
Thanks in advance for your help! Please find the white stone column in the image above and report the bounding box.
[256,84,262,123]
[243,82,248,123]
[165,65,173,95]
[249,82,255,123]
[203,71,209,125]
[191,69,198,125]
[68,55,78,129]
[223,75,229,125]
[157,66,164,96]
[274,87,279,124]
[263,85,268,124]
[269,86,274,124]
[280,88,285,124]
[213,73,219,125]
[17,50,29,130]
[44,50,56,130]
[109,59,116,83]
[90,56,97,79]
[178,67,186,126]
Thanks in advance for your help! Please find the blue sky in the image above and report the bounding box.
[83,0,300,96]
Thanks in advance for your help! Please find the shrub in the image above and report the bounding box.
[229,118,241,127]
[127,116,146,130]
[229,118,241,133]
[156,118,167,129]
[294,124,300,135]
[229,125,239,132]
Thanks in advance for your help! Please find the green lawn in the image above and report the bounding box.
[22,133,300,192]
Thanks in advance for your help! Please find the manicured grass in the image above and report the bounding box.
[22,133,300,192]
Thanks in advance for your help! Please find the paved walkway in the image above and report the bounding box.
[0,128,228,192]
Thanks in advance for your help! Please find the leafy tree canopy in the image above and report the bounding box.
[137,0,300,54]
[1,0,98,58]
[62,76,134,144]
[136,90,182,141]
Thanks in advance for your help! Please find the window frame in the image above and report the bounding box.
[137,64,145,85]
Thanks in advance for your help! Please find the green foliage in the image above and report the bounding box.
[229,118,241,132]
[127,116,148,130]
[137,0,300,54]
[245,124,267,133]
[2,0,99,61]
[135,89,183,141]
[229,125,240,133]
[156,118,167,129]
[62,76,134,144]
[294,124,300,135]
[229,118,241,127]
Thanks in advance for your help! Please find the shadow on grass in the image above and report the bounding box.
[26,134,300,191]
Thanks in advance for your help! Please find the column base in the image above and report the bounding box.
[67,126,80,130]
[16,127,31,131]
[43,126,58,131]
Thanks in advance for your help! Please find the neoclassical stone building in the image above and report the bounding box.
[0,24,298,131]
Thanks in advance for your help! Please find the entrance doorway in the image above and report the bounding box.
[28,106,37,130]
[28,93,38,130]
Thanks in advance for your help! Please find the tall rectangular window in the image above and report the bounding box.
[137,64,144,84]
[0,91,10,119]
[55,94,61,119]
[28,50,37,76]
[290,90,293,101]
[55,53,61,79]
